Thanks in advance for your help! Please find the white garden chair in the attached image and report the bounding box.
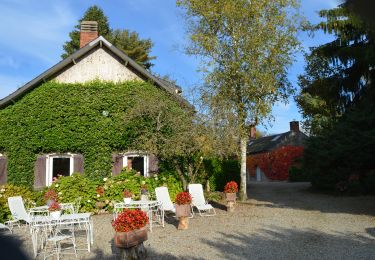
[7,196,32,226]
[188,184,216,217]
[155,187,176,215]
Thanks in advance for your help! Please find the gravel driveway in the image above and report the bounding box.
[10,182,375,259]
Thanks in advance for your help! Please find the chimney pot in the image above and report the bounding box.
[80,21,98,48]
[250,126,256,139]
[290,121,300,133]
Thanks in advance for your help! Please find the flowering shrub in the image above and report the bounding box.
[247,146,304,180]
[96,186,105,196]
[44,189,58,202]
[123,189,132,198]
[224,181,238,193]
[175,192,192,205]
[48,201,61,212]
[112,209,149,232]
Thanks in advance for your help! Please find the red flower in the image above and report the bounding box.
[175,192,192,205]
[123,189,132,198]
[224,181,238,193]
[112,209,149,232]
[96,186,105,195]
[48,201,61,212]
[44,189,58,202]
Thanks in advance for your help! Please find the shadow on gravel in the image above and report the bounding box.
[247,182,375,216]
[200,226,375,260]
[87,242,204,260]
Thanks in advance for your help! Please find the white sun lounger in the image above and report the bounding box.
[188,184,216,217]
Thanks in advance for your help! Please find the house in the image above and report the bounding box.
[246,121,307,182]
[0,21,188,188]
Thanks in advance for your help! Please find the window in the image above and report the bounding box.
[46,154,74,186]
[123,153,149,177]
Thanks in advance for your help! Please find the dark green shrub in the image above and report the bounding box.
[205,159,240,191]
[288,166,310,182]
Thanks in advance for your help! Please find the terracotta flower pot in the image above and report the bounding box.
[175,204,191,217]
[114,227,148,249]
[96,201,105,209]
[225,192,236,202]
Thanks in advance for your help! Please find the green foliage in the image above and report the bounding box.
[0,80,186,185]
[62,5,111,59]
[205,158,240,191]
[50,173,98,212]
[302,103,375,193]
[296,4,375,135]
[177,0,301,199]
[61,5,155,69]
[288,166,310,182]
[0,184,44,223]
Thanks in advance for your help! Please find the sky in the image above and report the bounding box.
[0,0,340,134]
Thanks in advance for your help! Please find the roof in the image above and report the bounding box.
[247,130,308,155]
[0,36,189,109]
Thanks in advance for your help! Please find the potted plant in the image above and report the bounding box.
[95,186,105,209]
[44,189,58,206]
[140,184,149,201]
[48,200,62,219]
[224,181,238,212]
[123,189,132,204]
[112,209,149,250]
[175,191,192,230]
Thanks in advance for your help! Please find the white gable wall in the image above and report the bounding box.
[54,48,142,83]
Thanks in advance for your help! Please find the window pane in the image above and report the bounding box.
[53,158,70,178]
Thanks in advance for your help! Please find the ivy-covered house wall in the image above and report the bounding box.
[0,80,185,187]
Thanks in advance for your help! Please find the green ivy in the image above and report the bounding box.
[0,80,185,185]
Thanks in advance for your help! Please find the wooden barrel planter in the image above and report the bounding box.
[225,192,236,212]
[115,227,148,259]
[175,204,191,230]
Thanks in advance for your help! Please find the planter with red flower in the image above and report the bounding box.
[175,191,192,230]
[48,201,62,219]
[224,181,238,212]
[112,209,149,258]
[123,189,132,204]
[95,186,105,210]
[44,189,58,206]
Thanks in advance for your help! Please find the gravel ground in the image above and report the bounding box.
[9,182,375,259]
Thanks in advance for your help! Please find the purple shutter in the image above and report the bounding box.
[73,154,84,174]
[0,155,7,185]
[34,155,47,189]
[148,154,159,174]
[112,154,123,176]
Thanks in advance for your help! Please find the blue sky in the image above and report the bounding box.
[0,0,340,134]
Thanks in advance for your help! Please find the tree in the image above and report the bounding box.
[177,0,300,200]
[62,6,155,69]
[62,6,111,59]
[296,4,375,134]
[111,29,155,70]
[122,88,206,190]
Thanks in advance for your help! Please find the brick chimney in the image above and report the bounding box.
[80,21,98,48]
[290,121,300,133]
[249,126,256,140]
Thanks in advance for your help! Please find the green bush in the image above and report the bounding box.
[50,173,98,212]
[288,166,310,182]
[205,159,240,191]
[0,184,43,223]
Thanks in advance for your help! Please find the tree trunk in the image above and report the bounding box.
[174,159,187,191]
[119,243,147,260]
[239,136,248,201]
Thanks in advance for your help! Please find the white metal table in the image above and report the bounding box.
[30,212,93,258]
[113,200,164,231]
